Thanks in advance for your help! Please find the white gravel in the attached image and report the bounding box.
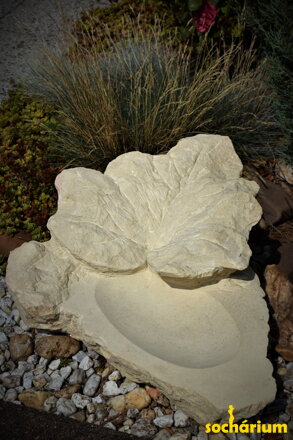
[0,0,110,102]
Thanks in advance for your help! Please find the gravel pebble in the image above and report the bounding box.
[10,309,20,324]
[87,413,96,423]
[33,367,46,376]
[86,350,100,360]
[92,395,104,404]
[284,379,293,391]
[19,320,30,331]
[0,332,8,344]
[103,380,120,396]
[71,392,92,409]
[56,397,77,416]
[104,422,116,431]
[169,433,191,440]
[79,355,93,371]
[154,407,165,417]
[46,374,64,391]
[86,367,95,378]
[68,368,85,385]
[197,432,208,440]
[127,408,139,418]
[44,395,58,412]
[48,359,61,370]
[119,381,138,395]
[6,360,16,371]
[33,375,48,389]
[27,355,38,365]
[153,430,173,440]
[2,374,21,388]
[4,388,18,402]
[23,371,33,389]
[69,361,78,370]
[72,351,87,363]
[38,357,49,369]
[174,409,189,427]
[70,411,86,422]
[154,414,174,428]
[108,370,121,381]
[95,408,107,421]
[0,384,6,399]
[86,402,97,414]
[83,374,101,397]
[131,418,158,437]
[60,366,72,380]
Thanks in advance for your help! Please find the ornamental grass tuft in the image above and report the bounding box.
[25,18,281,170]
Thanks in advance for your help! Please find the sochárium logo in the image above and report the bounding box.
[205,405,288,435]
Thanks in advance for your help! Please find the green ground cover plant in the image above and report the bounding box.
[73,0,247,54]
[26,19,280,170]
[0,89,61,242]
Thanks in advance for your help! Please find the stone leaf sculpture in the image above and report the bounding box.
[7,134,276,423]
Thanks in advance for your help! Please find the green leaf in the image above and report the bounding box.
[188,0,203,12]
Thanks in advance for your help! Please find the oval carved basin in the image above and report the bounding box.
[96,268,241,368]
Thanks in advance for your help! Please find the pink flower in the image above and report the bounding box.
[193,1,218,33]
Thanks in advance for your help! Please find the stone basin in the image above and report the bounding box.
[6,134,276,423]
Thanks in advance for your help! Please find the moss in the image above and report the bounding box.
[0,88,63,248]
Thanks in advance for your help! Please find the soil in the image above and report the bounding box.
[0,400,147,440]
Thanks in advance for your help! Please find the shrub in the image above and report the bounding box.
[0,89,61,242]
[26,20,280,170]
[244,0,293,160]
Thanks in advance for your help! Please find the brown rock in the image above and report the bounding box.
[108,395,125,412]
[18,390,51,410]
[276,159,293,185]
[54,384,81,399]
[0,231,31,257]
[2,375,21,388]
[146,386,162,401]
[277,243,293,280]
[157,394,170,408]
[139,408,156,420]
[35,335,80,359]
[131,418,158,437]
[276,346,293,362]
[125,388,151,410]
[265,262,293,361]
[9,334,34,361]
[254,177,293,226]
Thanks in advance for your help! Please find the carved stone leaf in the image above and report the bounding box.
[48,134,261,286]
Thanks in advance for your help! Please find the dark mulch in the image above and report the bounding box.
[0,401,146,440]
